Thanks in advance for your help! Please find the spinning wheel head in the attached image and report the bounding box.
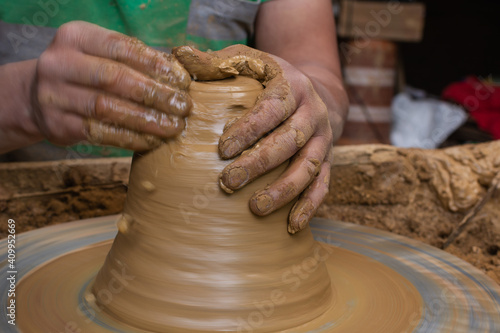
[1,215,499,332]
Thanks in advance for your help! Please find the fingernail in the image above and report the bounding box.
[251,191,274,215]
[221,166,249,190]
[159,54,191,90]
[219,178,233,194]
[294,128,306,148]
[288,214,309,235]
[168,91,192,116]
[158,113,176,126]
[223,117,239,133]
[159,71,180,87]
[288,199,314,234]
[306,158,321,177]
[219,137,242,159]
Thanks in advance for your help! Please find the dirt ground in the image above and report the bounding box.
[318,143,500,284]
[0,158,129,237]
[1,143,499,285]
[317,191,500,284]
[0,186,126,236]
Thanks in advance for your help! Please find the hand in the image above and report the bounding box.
[31,21,192,151]
[173,45,334,234]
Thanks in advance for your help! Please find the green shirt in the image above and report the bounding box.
[1,0,269,51]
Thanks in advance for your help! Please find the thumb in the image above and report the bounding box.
[172,45,267,81]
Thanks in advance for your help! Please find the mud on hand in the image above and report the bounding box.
[173,45,334,234]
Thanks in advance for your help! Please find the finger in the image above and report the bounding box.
[249,135,329,216]
[38,83,185,139]
[219,108,316,193]
[218,78,297,159]
[92,95,185,138]
[55,21,191,89]
[85,119,163,151]
[45,50,192,117]
[223,116,241,133]
[288,148,334,234]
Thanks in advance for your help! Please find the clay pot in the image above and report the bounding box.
[92,76,332,332]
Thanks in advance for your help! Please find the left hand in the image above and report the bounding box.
[173,45,334,234]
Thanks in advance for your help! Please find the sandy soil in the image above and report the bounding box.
[0,186,126,236]
[318,143,500,284]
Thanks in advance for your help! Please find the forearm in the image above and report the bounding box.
[0,60,42,154]
[255,0,348,142]
[294,62,348,143]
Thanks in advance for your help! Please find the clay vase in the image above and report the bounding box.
[92,76,332,332]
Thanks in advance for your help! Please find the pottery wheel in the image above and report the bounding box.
[1,215,499,332]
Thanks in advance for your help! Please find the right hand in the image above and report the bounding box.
[31,21,192,151]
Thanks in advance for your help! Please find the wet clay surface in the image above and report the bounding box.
[91,76,333,332]
[0,158,129,236]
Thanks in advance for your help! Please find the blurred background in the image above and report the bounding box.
[335,0,500,148]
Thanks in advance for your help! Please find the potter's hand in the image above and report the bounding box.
[173,45,334,234]
[31,21,192,151]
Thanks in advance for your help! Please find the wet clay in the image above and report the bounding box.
[91,76,332,332]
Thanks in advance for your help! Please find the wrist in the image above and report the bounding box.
[296,64,348,141]
[0,60,44,153]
